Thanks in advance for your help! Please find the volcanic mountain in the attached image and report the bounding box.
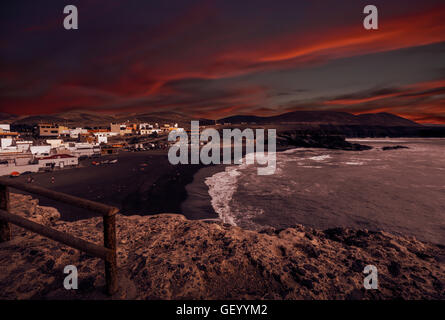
[218,111,420,127]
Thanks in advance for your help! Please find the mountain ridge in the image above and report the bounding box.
[2,110,421,127]
[219,111,420,127]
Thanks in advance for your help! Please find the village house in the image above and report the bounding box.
[0,127,20,150]
[15,140,33,152]
[58,125,69,135]
[65,142,101,158]
[68,127,88,139]
[37,154,78,169]
[89,129,118,144]
[30,145,51,156]
[0,124,11,132]
[37,123,60,137]
[110,123,133,136]
[45,139,64,149]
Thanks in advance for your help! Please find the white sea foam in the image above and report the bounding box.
[308,155,331,161]
[205,166,241,226]
[205,151,281,225]
[345,161,364,165]
[346,139,409,143]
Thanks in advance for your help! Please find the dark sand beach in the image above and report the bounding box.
[181,165,227,220]
[9,150,220,221]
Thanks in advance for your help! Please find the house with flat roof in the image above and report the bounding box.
[37,154,78,169]
[0,124,11,132]
[38,124,59,137]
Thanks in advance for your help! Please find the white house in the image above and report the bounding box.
[97,136,108,144]
[68,128,88,139]
[93,131,118,138]
[16,140,33,152]
[66,142,100,157]
[46,139,64,149]
[30,145,51,156]
[0,138,13,149]
[0,124,11,132]
[38,154,78,169]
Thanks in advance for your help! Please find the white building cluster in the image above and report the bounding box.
[0,120,184,176]
[0,124,102,176]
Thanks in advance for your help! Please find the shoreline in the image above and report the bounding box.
[8,150,220,221]
[6,146,293,222]
[181,164,227,220]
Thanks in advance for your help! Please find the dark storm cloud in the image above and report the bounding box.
[1,0,445,122]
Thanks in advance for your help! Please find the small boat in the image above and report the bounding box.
[109,159,118,164]
[10,171,20,177]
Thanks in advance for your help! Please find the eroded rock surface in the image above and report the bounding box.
[0,194,444,299]
[9,193,61,227]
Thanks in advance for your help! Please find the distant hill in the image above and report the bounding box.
[219,111,420,127]
[0,112,18,122]
[5,110,212,127]
[9,111,115,127]
[2,109,420,128]
[355,113,419,127]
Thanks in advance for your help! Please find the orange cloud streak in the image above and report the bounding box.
[257,6,445,64]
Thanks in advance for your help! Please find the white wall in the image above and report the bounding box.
[0,138,13,149]
[0,124,11,132]
[30,145,51,155]
[46,139,63,148]
[0,164,40,176]
[39,157,78,168]
[98,136,108,144]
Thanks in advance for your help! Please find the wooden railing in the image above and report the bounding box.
[0,178,119,295]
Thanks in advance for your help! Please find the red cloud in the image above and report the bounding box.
[315,79,445,124]
[3,3,445,123]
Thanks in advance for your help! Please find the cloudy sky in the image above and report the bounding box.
[1,0,445,122]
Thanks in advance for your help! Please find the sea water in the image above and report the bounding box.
[204,138,445,244]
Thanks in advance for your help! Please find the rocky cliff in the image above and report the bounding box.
[0,194,444,299]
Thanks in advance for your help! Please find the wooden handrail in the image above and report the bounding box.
[0,179,118,295]
[0,178,118,216]
[0,209,112,260]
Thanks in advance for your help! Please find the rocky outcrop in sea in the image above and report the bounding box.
[277,132,372,151]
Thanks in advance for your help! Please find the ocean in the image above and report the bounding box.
[199,138,445,245]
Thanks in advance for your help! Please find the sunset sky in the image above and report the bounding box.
[1,0,445,123]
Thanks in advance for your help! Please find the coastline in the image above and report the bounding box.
[181,146,299,222]
[8,150,219,221]
[3,141,445,299]
[4,143,363,223]
[181,164,226,220]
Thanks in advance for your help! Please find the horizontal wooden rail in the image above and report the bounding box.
[0,209,112,260]
[0,178,118,216]
[0,178,119,295]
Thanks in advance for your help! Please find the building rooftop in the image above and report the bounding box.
[38,154,76,160]
[0,132,19,136]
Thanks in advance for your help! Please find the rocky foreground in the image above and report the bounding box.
[0,194,444,299]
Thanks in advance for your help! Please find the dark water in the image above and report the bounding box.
[198,138,445,244]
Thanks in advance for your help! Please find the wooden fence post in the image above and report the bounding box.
[0,178,120,293]
[103,213,117,295]
[0,185,11,242]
